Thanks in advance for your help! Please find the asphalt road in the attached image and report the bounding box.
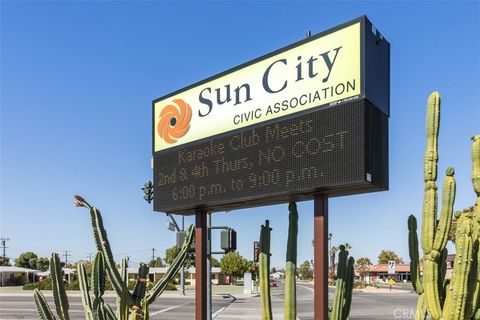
[217,282,418,319]
[0,294,233,320]
[0,285,419,320]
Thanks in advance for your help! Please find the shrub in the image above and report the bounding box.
[23,278,52,290]
[67,279,80,290]
[353,281,367,289]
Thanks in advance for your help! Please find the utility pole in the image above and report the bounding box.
[63,251,71,266]
[1,238,9,261]
[87,253,93,261]
[151,248,156,261]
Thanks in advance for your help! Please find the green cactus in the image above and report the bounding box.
[329,245,354,320]
[408,91,480,320]
[259,220,272,320]
[34,196,196,320]
[51,253,70,320]
[33,289,56,320]
[284,202,298,320]
[78,260,93,320]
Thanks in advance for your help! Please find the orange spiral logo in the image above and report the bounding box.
[157,99,192,144]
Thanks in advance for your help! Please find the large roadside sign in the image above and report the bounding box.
[152,16,390,214]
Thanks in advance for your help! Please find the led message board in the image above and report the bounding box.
[152,16,390,214]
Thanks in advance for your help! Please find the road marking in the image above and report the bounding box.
[297,284,314,293]
[149,301,190,315]
[212,306,227,318]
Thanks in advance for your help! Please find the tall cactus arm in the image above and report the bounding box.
[132,263,149,307]
[468,136,480,319]
[284,202,298,320]
[422,186,437,255]
[472,136,480,195]
[443,217,474,320]
[424,259,442,319]
[414,293,427,320]
[433,168,456,253]
[92,252,106,299]
[146,224,195,304]
[78,262,93,320]
[408,215,424,295]
[103,304,117,320]
[120,258,128,284]
[50,253,70,320]
[73,196,130,303]
[342,256,355,320]
[117,258,129,320]
[93,300,106,320]
[34,289,56,320]
[422,92,441,254]
[466,239,479,319]
[331,245,347,320]
[142,298,149,320]
[424,91,440,182]
[259,220,273,320]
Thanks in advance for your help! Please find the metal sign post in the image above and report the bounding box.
[206,213,212,320]
[313,194,328,320]
[195,211,207,320]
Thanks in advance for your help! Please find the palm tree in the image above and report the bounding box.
[329,246,339,276]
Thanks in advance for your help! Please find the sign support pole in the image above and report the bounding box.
[314,194,328,320]
[206,213,212,320]
[195,210,207,320]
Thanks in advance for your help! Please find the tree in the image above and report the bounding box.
[0,257,10,266]
[148,257,164,267]
[165,246,194,267]
[271,267,277,274]
[378,250,404,264]
[220,252,249,284]
[15,252,38,269]
[355,257,372,281]
[211,257,221,268]
[298,260,313,280]
[36,257,49,272]
[15,252,50,271]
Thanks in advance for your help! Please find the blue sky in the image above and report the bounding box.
[1,1,479,268]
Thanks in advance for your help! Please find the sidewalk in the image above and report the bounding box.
[0,284,248,298]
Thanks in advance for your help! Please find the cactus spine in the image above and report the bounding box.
[329,245,354,320]
[34,196,195,320]
[408,92,480,320]
[284,202,298,320]
[259,220,272,320]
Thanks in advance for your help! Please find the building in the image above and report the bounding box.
[36,267,76,283]
[364,264,411,283]
[0,266,38,286]
[126,266,226,286]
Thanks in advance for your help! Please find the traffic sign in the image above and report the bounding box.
[388,261,396,274]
